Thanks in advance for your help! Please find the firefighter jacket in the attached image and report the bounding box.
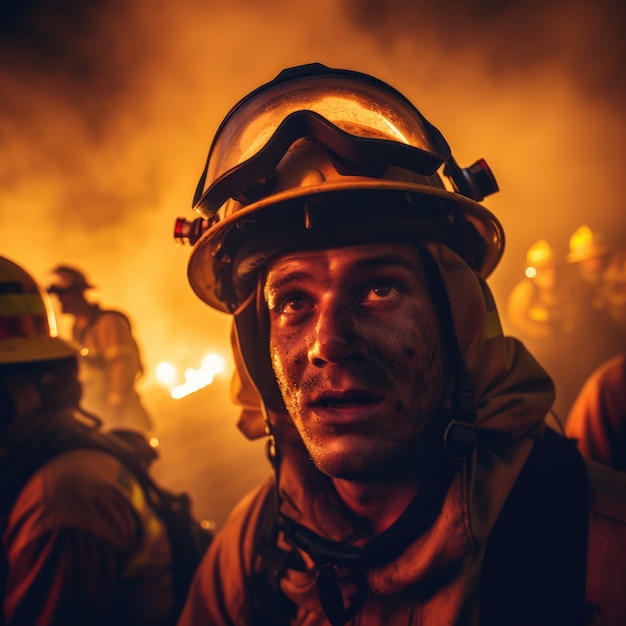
[1,410,174,626]
[71,304,152,432]
[566,352,626,472]
[178,243,626,626]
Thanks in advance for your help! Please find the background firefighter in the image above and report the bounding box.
[46,265,153,435]
[0,255,176,626]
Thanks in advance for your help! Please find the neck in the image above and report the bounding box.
[331,475,421,535]
[73,302,99,326]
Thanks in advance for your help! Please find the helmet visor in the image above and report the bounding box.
[193,64,452,216]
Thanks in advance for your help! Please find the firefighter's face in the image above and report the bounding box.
[264,242,444,480]
[53,290,82,316]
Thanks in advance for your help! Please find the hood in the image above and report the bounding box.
[229,242,553,597]
[231,241,552,442]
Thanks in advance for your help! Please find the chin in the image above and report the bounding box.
[309,448,390,481]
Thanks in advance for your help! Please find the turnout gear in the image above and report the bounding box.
[0,257,185,626]
[45,265,153,433]
[176,65,626,626]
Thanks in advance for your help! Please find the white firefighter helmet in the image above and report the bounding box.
[0,256,77,365]
[184,63,504,313]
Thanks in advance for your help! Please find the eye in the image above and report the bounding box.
[362,282,400,303]
[277,294,311,315]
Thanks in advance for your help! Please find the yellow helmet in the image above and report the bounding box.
[566,225,612,264]
[525,240,555,268]
[179,63,504,313]
[0,256,77,365]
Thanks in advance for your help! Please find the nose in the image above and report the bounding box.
[307,299,369,367]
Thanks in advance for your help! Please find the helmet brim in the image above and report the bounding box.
[188,179,505,312]
[566,244,612,264]
[0,336,77,365]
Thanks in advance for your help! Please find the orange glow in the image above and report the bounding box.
[1,0,624,529]
[156,362,176,385]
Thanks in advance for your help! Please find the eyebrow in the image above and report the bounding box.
[265,270,313,295]
[265,251,421,294]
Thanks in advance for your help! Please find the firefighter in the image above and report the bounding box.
[567,224,613,288]
[0,255,175,626]
[506,239,574,339]
[46,265,153,435]
[598,249,626,327]
[175,64,626,625]
[564,227,626,415]
[565,251,626,471]
[505,239,575,421]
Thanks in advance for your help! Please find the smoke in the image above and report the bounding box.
[1,0,624,520]
[1,0,624,369]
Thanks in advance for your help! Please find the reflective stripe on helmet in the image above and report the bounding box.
[0,256,76,364]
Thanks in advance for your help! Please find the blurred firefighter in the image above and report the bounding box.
[46,265,153,435]
[0,255,176,626]
[565,224,613,333]
[565,251,626,471]
[566,224,613,291]
[506,239,573,340]
[565,225,626,411]
[597,249,626,327]
[505,240,574,421]
[175,63,626,625]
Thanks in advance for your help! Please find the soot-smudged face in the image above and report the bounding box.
[264,242,444,480]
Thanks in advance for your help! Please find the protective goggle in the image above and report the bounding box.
[192,63,455,218]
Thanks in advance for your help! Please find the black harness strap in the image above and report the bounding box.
[479,428,589,626]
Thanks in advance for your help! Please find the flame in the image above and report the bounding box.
[156,354,225,399]
[156,361,176,384]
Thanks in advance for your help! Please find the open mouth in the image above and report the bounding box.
[315,392,378,409]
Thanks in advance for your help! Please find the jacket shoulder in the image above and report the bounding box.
[586,458,626,523]
[6,450,145,553]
